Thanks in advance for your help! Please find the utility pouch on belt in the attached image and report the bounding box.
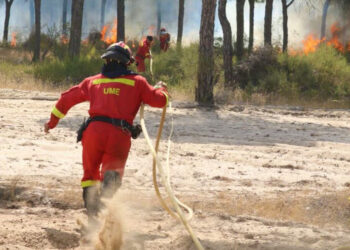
[76,116,142,142]
[77,118,91,143]
[131,124,142,139]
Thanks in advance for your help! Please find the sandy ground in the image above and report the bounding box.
[0,88,350,250]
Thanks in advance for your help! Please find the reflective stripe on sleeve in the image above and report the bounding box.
[92,78,135,86]
[81,180,99,188]
[51,107,65,119]
[161,91,169,107]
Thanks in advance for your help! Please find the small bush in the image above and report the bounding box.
[146,43,199,98]
[33,48,101,85]
[230,45,350,103]
[232,47,279,89]
[23,26,61,60]
[280,45,350,99]
[152,47,185,85]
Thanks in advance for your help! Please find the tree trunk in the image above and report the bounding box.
[62,0,68,36]
[218,0,233,88]
[3,0,14,43]
[30,0,35,32]
[69,0,84,58]
[282,0,294,52]
[321,0,330,39]
[196,0,217,106]
[117,0,125,41]
[236,0,245,60]
[156,0,161,36]
[100,0,107,29]
[177,0,185,47]
[282,0,287,52]
[264,0,273,47]
[33,0,41,62]
[248,0,254,53]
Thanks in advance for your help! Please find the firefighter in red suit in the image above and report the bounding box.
[44,42,168,220]
[135,35,153,73]
[159,27,170,52]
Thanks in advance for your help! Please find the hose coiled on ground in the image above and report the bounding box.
[139,103,204,250]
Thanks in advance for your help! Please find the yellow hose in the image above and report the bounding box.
[149,50,153,76]
[151,106,178,218]
[140,103,204,250]
[151,104,193,221]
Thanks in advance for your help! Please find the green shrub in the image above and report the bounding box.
[32,42,199,96]
[155,50,184,84]
[232,47,279,89]
[279,45,350,99]
[141,43,198,98]
[23,26,61,61]
[257,67,288,93]
[4,39,350,106]
[151,44,196,85]
[33,48,101,85]
[232,45,350,102]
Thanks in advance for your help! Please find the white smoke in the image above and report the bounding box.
[0,0,344,48]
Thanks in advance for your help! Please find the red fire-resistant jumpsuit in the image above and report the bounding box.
[135,39,152,72]
[46,74,168,188]
[160,32,170,52]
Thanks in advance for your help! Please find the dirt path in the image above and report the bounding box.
[0,88,350,250]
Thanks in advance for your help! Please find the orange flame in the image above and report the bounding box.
[11,32,17,47]
[148,25,156,36]
[302,34,324,55]
[139,36,146,46]
[101,25,109,41]
[301,23,349,55]
[326,23,344,53]
[100,19,117,45]
[288,47,299,56]
[60,35,69,44]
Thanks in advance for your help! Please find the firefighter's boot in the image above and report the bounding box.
[101,170,121,199]
[82,185,101,224]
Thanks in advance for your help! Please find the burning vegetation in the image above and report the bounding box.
[301,23,350,55]
[10,32,16,47]
[101,19,118,45]
[2,0,350,107]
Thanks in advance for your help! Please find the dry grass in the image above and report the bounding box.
[0,47,68,93]
[170,86,195,102]
[0,73,52,92]
[0,177,83,209]
[0,64,65,93]
[213,78,350,109]
[0,46,32,63]
[0,177,22,202]
[186,189,350,228]
[50,187,83,210]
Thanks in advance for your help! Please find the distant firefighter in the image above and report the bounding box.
[135,36,153,73]
[159,28,170,52]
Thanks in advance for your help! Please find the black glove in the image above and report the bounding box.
[131,124,142,139]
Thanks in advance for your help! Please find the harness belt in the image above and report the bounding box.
[77,116,142,142]
[136,54,145,59]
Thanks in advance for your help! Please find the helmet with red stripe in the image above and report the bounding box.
[101,41,135,65]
